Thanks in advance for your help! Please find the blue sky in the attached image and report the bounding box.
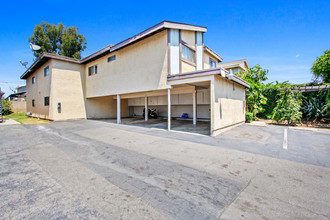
[0,0,329,96]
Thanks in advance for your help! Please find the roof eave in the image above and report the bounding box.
[83,21,208,63]
[167,67,250,88]
[20,53,81,80]
[204,46,223,62]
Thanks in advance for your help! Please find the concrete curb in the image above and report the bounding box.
[0,119,20,125]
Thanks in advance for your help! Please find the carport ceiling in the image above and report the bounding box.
[188,81,210,90]
[171,81,210,90]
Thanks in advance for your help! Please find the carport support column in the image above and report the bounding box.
[145,96,148,121]
[193,90,197,125]
[168,88,171,131]
[117,94,121,124]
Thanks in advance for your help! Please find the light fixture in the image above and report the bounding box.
[227,69,235,80]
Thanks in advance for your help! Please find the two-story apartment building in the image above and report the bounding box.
[218,59,249,74]
[21,21,249,136]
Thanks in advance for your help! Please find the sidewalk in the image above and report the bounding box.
[0,118,20,125]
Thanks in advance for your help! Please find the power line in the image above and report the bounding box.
[0,81,25,85]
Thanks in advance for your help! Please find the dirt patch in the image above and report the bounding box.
[256,119,330,129]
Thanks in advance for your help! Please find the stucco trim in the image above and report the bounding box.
[179,30,182,73]
[167,67,250,88]
[204,46,223,62]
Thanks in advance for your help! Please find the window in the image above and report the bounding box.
[44,96,49,106]
[181,45,195,63]
[44,66,49,76]
[107,55,116,62]
[32,76,35,84]
[88,65,98,76]
[32,99,35,107]
[209,58,217,68]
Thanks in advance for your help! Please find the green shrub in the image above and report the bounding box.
[259,81,291,119]
[322,89,330,117]
[246,112,254,123]
[301,90,328,121]
[272,89,302,126]
[1,99,12,115]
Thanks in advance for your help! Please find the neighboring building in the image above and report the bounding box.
[20,21,250,136]
[8,85,26,101]
[7,85,27,113]
[218,59,249,74]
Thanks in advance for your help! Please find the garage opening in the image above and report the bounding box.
[110,82,211,135]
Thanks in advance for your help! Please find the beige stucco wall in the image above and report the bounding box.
[50,60,86,120]
[86,96,129,119]
[203,52,218,70]
[11,101,26,113]
[211,75,246,136]
[85,30,168,98]
[131,105,210,119]
[128,88,211,119]
[26,60,52,119]
[181,30,195,45]
[182,61,196,73]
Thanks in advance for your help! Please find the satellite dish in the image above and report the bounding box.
[30,43,41,51]
[19,60,28,69]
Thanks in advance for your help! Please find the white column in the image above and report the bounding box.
[169,29,180,74]
[117,94,121,124]
[196,32,203,70]
[193,90,197,125]
[145,96,148,121]
[168,89,171,131]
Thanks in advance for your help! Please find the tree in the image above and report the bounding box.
[311,50,330,83]
[28,22,86,59]
[236,64,268,84]
[236,65,269,120]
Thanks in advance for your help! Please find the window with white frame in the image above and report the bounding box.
[209,58,217,68]
[88,65,98,76]
[181,45,195,63]
[44,66,49,76]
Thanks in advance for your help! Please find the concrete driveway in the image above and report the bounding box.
[0,120,329,219]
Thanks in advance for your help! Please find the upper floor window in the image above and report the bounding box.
[44,96,49,106]
[32,76,36,84]
[209,58,217,68]
[44,66,49,77]
[32,99,35,107]
[88,65,98,76]
[182,45,195,63]
[107,55,116,62]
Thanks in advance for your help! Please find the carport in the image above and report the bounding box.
[113,81,211,135]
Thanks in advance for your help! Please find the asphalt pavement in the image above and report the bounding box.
[0,120,329,219]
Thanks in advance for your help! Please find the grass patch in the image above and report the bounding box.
[4,113,51,124]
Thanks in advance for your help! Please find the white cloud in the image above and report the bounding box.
[295,54,300,58]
